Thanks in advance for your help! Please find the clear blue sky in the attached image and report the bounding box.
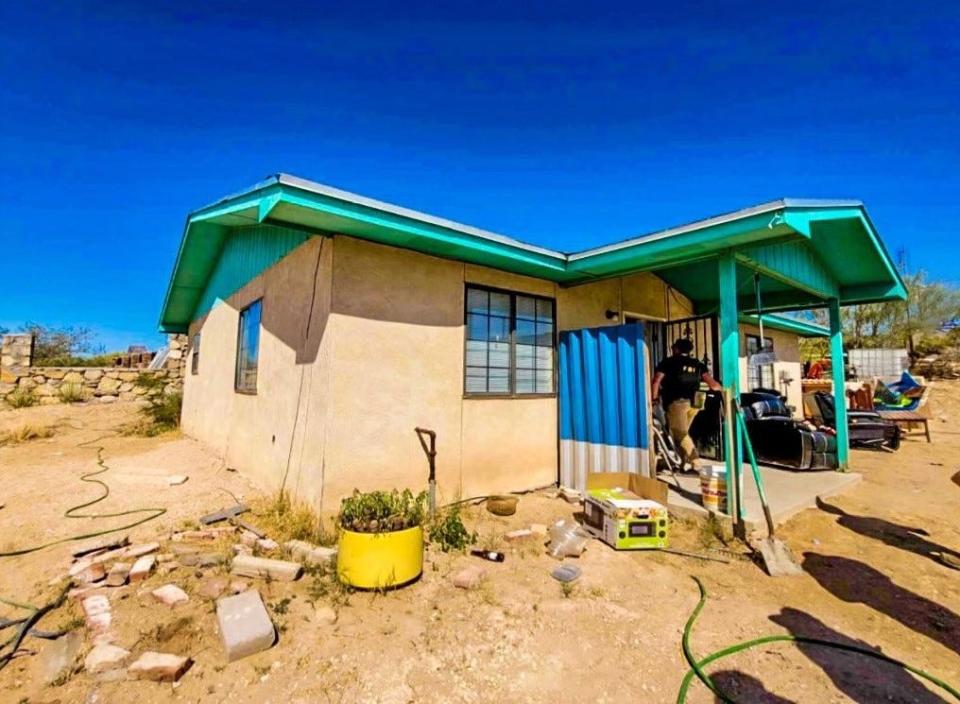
[1,2,957,351]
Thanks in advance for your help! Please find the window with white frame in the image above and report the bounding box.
[235,299,262,393]
[464,286,555,396]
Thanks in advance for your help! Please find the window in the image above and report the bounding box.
[191,333,200,375]
[465,285,555,396]
[235,299,262,393]
[746,334,775,390]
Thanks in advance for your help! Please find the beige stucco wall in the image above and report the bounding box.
[738,323,804,414]
[180,232,714,511]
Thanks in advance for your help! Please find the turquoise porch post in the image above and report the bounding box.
[718,252,744,536]
[828,298,850,470]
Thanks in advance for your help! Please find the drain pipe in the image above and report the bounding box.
[415,427,437,519]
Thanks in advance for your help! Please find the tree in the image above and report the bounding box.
[20,323,103,366]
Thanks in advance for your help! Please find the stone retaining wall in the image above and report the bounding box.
[0,334,187,406]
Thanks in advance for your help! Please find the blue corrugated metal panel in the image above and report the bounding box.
[194,225,310,322]
[559,323,650,490]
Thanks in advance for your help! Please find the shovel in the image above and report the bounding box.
[735,403,803,576]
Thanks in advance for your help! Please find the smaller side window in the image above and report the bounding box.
[191,333,200,375]
[235,299,262,393]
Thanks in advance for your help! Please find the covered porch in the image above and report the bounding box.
[563,199,908,536]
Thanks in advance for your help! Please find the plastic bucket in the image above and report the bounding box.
[699,464,727,513]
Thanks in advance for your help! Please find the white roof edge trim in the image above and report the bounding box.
[274,173,567,261]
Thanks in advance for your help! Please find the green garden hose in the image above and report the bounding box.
[678,576,960,703]
[0,433,166,558]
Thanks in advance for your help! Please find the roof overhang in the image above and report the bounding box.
[739,313,830,338]
[159,174,908,333]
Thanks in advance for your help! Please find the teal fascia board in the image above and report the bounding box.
[158,179,910,333]
[739,314,829,338]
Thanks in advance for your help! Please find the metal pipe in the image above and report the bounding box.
[415,427,437,519]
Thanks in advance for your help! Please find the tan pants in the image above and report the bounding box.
[666,399,699,464]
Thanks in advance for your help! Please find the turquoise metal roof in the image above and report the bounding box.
[159,174,908,332]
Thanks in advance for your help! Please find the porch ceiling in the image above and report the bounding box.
[159,175,908,332]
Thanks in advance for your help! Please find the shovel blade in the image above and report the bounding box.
[758,537,803,577]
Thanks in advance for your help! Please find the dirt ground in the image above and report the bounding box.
[0,387,958,704]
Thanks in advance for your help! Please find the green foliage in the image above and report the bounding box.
[142,391,182,432]
[20,322,104,366]
[428,504,477,552]
[338,489,427,534]
[6,387,38,408]
[57,382,89,403]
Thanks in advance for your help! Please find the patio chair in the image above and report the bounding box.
[740,392,838,470]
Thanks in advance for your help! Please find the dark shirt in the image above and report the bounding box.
[655,354,707,407]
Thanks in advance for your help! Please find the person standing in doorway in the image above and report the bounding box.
[651,338,722,466]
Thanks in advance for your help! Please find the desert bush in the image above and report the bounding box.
[0,423,55,446]
[57,383,90,403]
[6,388,38,408]
[254,491,337,546]
[428,504,477,552]
[129,373,182,435]
[338,489,427,534]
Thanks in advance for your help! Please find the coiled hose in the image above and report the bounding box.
[678,576,960,703]
[0,432,166,558]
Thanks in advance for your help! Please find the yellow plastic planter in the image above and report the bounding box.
[337,525,423,589]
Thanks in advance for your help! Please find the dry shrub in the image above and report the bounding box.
[0,423,55,446]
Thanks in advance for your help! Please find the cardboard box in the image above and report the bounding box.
[582,472,669,550]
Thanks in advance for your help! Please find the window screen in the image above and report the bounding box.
[464,286,555,395]
[235,299,262,393]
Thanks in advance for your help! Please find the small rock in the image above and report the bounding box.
[229,579,250,594]
[179,552,226,568]
[105,562,131,587]
[551,564,582,583]
[152,584,189,606]
[72,534,129,558]
[128,651,191,682]
[256,538,279,552]
[125,542,160,559]
[529,523,549,537]
[167,475,189,486]
[452,565,487,590]
[504,529,533,542]
[40,631,83,684]
[197,576,229,600]
[217,589,276,662]
[84,643,131,674]
[129,555,156,582]
[240,530,259,547]
[315,606,338,625]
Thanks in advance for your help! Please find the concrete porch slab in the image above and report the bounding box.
[666,465,861,535]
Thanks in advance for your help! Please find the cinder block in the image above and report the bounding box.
[216,589,275,662]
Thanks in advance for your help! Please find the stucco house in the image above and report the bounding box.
[159,174,904,515]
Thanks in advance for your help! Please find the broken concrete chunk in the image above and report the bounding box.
[72,533,129,558]
[40,631,83,684]
[167,474,189,486]
[128,651,191,682]
[452,565,487,590]
[231,554,302,582]
[151,584,189,606]
[124,542,160,559]
[179,552,226,568]
[240,530,259,547]
[529,523,549,537]
[285,540,338,566]
[78,562,107,584]
[256,538,279,552]
[82,595,112,637]
[85,643,131,674]
[217,590,275,662]
[504,529,534,542]
[105,562,131,587]
[229,579,250,594]
[558,486,582,504]
[129,555,156,582]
